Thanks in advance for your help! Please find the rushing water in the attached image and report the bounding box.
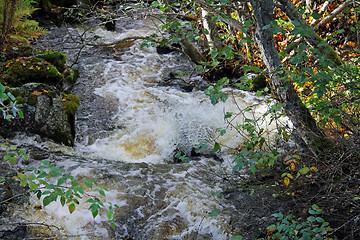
[4,14,289,240]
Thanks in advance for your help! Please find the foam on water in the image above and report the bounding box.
[12,14,290,239]
[74,39,283,163]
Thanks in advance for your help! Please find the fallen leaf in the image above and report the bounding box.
[31,91,42,96]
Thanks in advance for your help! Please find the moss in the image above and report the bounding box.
[36,51,67,73]
[61,93,80,116]
[4,57,63,87]
[64,68,79,83]
[4,87,21,97]
[15,96,24,104]
[2,46,33,61]
[26,94,38,106]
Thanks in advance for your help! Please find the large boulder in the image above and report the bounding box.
[0,83,74,146]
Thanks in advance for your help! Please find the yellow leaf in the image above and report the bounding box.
[284,177,290,187]
[290,163,296,172]
[347,41,357,48]
[349,52,358,57]
[287,173,294,179]
[310,166,317,172]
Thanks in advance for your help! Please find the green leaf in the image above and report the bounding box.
[36,190,42,199]
[71,180,78,187]
[54,188,63,195]
[57,177,66,186]
[299,167,310,175]
[77,187,85,195]
[209,210,219,217]
[65,189,73,198]
[8,157,16,165]
[272,212,284,220]
[232,236,243,240]
[27,174,36,181]
[210,51,219,59]
[255,90,263,97]
[43,196,53,207]
[64,174,74,180]
[20,179,27,187]
[212,142,220,153]
[91,208,99,218]
[99,190,106,197]
[151,1,159,7]
[42,160,50,166]
[224,112,232,119]
[220,129,226,136]
[249,164,256,175]
[307,216,316,222]
[85,181,93,189]
[69,203,76,214]
[38,179,47,185]
[29,182,38,190]
[50,171,61,177]
[60,196,66,206]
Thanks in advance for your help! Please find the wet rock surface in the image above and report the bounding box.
[0,83,74,146]
[0,161,30,240]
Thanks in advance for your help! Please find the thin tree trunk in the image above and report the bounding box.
[159,0,206,65]
[0,0,18,49]
[250,0,331,156]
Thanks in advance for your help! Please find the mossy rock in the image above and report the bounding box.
[1,46,33,61]
[61,93,80,116]
[36,51,67,73]
[0,83,74,146]
[63,68,79,83]
[3,57,63,88]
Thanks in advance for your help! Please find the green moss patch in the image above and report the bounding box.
[3,57,63,87]
[36,51,67,73]
[61,93,80,116]
[64,68,79,83]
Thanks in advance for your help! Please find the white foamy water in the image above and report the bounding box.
[74,34,281,163]
[9,13,289,239]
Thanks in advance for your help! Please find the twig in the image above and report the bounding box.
[312,0,353,32]
[0,193,27,204]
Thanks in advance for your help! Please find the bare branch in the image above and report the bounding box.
[313,0,352,32]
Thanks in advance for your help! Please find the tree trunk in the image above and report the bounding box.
[250,0,331,156]
[159,0,206,65]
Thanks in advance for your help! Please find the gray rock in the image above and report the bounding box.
[0,83,74,146]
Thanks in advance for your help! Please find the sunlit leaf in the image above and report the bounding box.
[69,203,75,214]
[284,177,290,187]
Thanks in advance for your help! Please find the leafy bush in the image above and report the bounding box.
[265,205,332,240]
[1,79,119,228]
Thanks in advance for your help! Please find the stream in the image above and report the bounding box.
[2,11,290,240]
